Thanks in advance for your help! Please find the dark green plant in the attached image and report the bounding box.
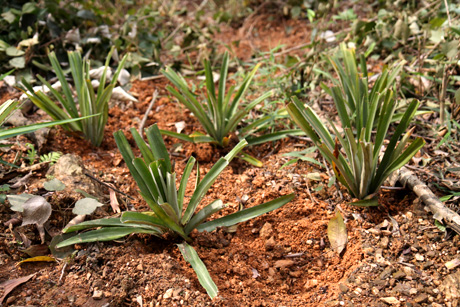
[161,51,301,149]
[21,47,127,146]
[287,52,425,205]
[57,124,294,298]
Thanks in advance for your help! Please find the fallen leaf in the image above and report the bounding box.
[49,233,75,260]
[20,244,49,257]
[7,194,35,212]
[72,198,104,215]
[43,178,66,191]
[108,186,121,213]
[0,274,35,304]
[21,196,51,227]
[21,196,52,244]
[9,172,33,189]
[16,256,56,266]
[327,211,347,254]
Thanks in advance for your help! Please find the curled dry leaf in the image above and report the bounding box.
[16,256,56,266]
[107,184,121,213]
[21,196,52,244]
[21,196,52,227]
[327,210,348,255]
[0,274,35,304]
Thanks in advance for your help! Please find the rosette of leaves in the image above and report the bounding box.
[160,52,301,150]
[287,94,425,206]
[21,47,127,147]
[57,124,294,298]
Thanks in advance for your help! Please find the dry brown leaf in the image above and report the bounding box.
[16,256,56,266]
[0,274,35,304]
[327,210,347,255]
[107,183,121,213]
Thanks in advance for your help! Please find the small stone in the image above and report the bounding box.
[163,288,174,299]
[172,288,182,297]
[392,271,406,280]
[426,250,436,257]
[339,283,349,293]
[6,296,15,305]
[406,212,413,219]
[413,293,428,303]
[415,253,424,261]
[268,268,276,276]
[380,237,389,249]
[304,279,318,289]
[380,268,395,280]
[380,297,400,305]
[259,222,273,238]
[372,287,379,295]
[422,261,433,270]
[92,290,103,300]
[265,236,276,250]
[274,259,294,269]
[136,263,143,271]
[409,288,417,295]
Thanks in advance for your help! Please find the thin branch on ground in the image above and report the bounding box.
[139,90,159,136]
[84,173,135,200]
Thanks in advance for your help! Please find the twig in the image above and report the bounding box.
[58,262,67,285]
[444,0,452,27]
[139,90,158,136]
[84,173,135,200]
[396,166,460,235]
[288,134,314,143]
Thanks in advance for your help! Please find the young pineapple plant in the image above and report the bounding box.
[57,124,294,298]
[287,45,425,206]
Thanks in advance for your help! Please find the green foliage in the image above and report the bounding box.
[21,47,127,146]
[287,47,425,205]
[39,152,62,165]
[24,143,37,165]
[0,99,89,142]
[161,51,302,150]
[161,51,270,146]
[57,123,294,298]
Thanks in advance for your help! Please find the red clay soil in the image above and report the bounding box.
[1,12,459,307]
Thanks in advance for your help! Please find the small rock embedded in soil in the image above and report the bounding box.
[265,236,276,250]
[163,288,174,299]
[274,259,294,269]
[92,290,103,300]
[339,283,349,293]
[259,222,273,238]
[392,271,406,280]
[380,296,400,305]
[413,293,428,304]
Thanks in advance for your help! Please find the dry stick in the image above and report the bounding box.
[396,166,460,235]
[138,90,158,136]
[84,173,135,200]
[439,65,449,126]
[444,0,452,27]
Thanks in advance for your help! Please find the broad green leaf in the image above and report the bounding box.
[197,194,294,233]
[184,200,226,235]
[57,227,160,248]
[177,242,218,299]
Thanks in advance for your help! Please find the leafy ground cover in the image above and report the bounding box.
[1,1,460,306]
